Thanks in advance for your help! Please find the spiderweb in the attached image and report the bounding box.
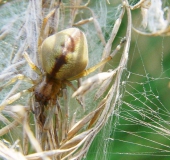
[86,34,170,159]
[0,0,170,160]
[86,0,170,159]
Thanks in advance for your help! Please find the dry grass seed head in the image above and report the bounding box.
[0,0,131,159]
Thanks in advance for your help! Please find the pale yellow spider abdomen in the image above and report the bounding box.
[40,28,88,80]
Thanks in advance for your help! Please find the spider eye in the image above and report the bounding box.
[40,28,88,80]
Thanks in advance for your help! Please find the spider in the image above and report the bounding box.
[0,1,126,149]
[0,27,115,123]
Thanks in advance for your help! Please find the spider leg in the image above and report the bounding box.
[0,74,34,92]
[69,37,126,80]
[0,68,35,116]
[23,52,42,76]
[0,88,33,111]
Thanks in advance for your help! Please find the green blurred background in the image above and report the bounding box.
[86,0,170,159]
